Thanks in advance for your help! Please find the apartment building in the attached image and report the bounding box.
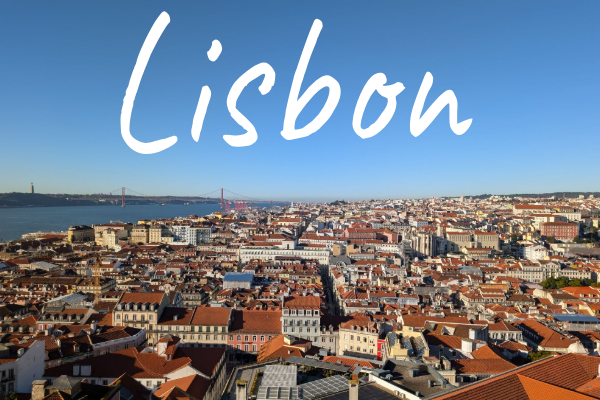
[240,246,330,265]
[189,307,232,347]
[445,232,472,252]
[228,310,282,364]
[281,296,321,342]
[149,225,173,243]
[67,225,95,243]
[541,221,579,241]
[474,231,500,250]
[0,340,45,394]
[338,319,380,360]
[113,292,170,343]
[151,306,232,348]
[130,224,149,244]
[171,224,212,245]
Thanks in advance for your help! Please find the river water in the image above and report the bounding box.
[0,203,272,241]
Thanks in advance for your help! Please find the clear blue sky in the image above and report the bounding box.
[1,1,598,201]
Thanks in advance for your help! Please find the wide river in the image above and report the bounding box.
[0,203,272,241]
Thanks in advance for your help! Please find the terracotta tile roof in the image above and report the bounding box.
[44,345,224,380]
[519,375,595,399]
[512,319,578,349]
[496,340,531,353]
[175,347,225,377]
[119,291,165,304]
[283,296,321,309]
[433,354,600,400]
[229,310,282,333]
[190,307,232,326]
[424,332,463,349]
[452,358,516,374]
[109,373,151,400]
[154,374,210,400]
[471,344,508,361]
[257,335,303,362]
[158,308,195,325]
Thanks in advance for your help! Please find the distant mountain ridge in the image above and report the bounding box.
[0,193,101,207]
[0,192,219,208]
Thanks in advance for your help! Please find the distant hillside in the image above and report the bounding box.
[0,193,100,207]
[0,192,220,208]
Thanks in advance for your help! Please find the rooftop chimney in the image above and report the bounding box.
[348,378,359,400]
[236,380,248,400]
[31,380,48,400]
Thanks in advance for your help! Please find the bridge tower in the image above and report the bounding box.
[121,187,126,208]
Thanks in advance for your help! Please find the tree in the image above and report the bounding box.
[527,351,552,363]
[542,276,596,289]
[556,276,570,289]
[510,233,519,243]
[573,236,582,243]
[546,236,557,243]
[542,277,557,289]
[569,279,582,287]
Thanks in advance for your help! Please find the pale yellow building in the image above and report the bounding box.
[68,225,94,243]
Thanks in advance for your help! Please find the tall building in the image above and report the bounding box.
[30,182,34,194]
[281,295,321,342]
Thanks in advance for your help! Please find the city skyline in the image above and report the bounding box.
[1,1,599,201]
[3,185,600,203]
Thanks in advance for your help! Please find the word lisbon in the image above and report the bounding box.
[121,12,473,154]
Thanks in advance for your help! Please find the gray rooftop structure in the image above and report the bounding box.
[299,375,353,400]
[261,364,298,388]
[285,356,351,373]
[257,387,302,400]
[316,383,399,400]
[550,313,600,323]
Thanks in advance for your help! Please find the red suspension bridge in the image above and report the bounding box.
[103,187,289,210]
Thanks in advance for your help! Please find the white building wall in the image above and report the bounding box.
[8,340,45,393]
